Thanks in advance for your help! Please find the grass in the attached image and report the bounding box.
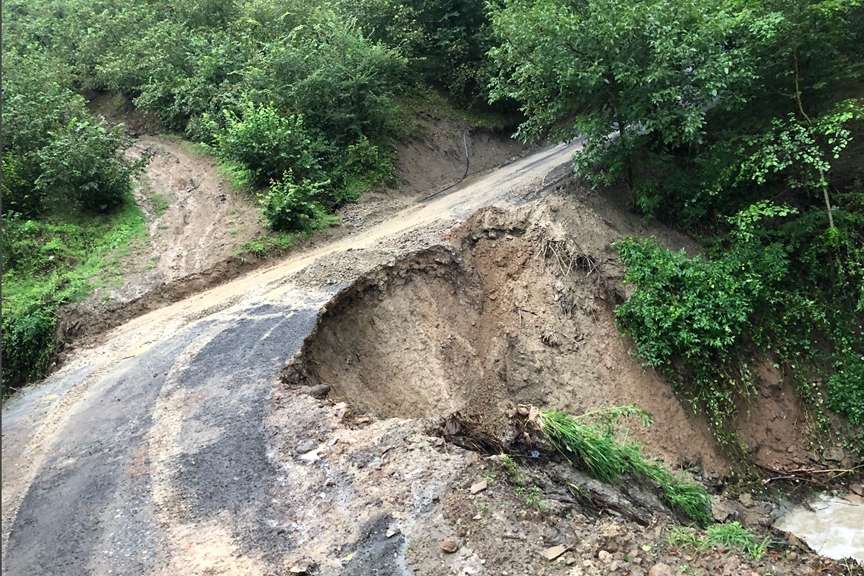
[238,231,302,259]
[2,200,146,393]
[151,193,170,216]
[538,407,713,527]
[515,485,549,510]
[667,523,770,559]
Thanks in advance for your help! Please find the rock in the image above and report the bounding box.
[440,538,460,553]
[823,446,844,462]
[597,550,612,563]
[306,384,330,399]
[470,479,488,495]
[648,563,674,576]
[386,528,400,538]
[850,483,864,496]
[296,440,317,454]
[545,545,569,561]
[739,493,754,508]
[712,500,738,522]
[289,559,315,574]
[843,493,864,505]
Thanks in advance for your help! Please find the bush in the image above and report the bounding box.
[36,119,139,212]
[1,304,57,395]
[2,48,141,217]
[614,235,777,447]
[213,103,327,189]
[259,175,337,232]
[329,136,397,204]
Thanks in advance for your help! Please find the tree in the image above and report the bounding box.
[488,0,745,201]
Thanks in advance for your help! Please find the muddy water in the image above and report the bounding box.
[775,494,864,563]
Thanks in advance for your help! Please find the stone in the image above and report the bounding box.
[305,384,330,399]
[850,484,864,496]
[296,440,317,454]
[823,446,844,462]
[386,528,400,538]
[648,563,674,576]
[545,545,569,561]
[739,493,754,508]
[712,500,738,522]
[597,550,612,563]
[470,480,488,495]
[843,493,864,505]
[440,538,460,553]
[289,560,315,574]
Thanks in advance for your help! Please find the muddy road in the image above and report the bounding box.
[1,142,581,575]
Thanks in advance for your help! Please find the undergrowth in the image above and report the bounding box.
[1,202,146,395]
[239,231,304,260]
[615,198,864,458]
[538,407,713,527]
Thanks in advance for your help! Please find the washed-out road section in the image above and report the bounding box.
[1,141,580,575]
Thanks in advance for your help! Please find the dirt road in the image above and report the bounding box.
[1,141,581,575]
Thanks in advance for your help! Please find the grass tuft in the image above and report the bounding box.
[539,408,713,527]
[668,522,770,559]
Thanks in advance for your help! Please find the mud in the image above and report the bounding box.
[283,197,727,474]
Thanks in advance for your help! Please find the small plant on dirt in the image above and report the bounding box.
[151,194,170,216]
[706,522,770,559]
[515,485,548,510]
[240,232,300,259]
[667,526,710,551]
[534,407,713,526]
[668,523,770,559]
[498,454,524,481]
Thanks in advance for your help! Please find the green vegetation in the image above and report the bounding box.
[489,0,863,454]
[515,485,548,510]
[668,522,770,559]
[2,205,146,394]
[3,0,507,235]
[538,407,713,526]
[2,45,145,394]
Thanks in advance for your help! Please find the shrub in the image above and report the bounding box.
[213,103,327,189]
[36,119,139,213]
[614,236,774,447]
[1,304,57,395]
[259,174,336,233]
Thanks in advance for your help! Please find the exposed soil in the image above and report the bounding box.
[283,197,725,474]
[54,109,528,360]
[269,192,861,575]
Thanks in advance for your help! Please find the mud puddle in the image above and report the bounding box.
[775,494,864,563]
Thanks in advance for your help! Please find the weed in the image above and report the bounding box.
[2,201,146,392]
[498,454,524,482]
[668,522,770,560]
[239,232,300,259]
[706,522,769,559]
[515,485,548,510]
[151,193,170,216]
[539,409,713,526]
